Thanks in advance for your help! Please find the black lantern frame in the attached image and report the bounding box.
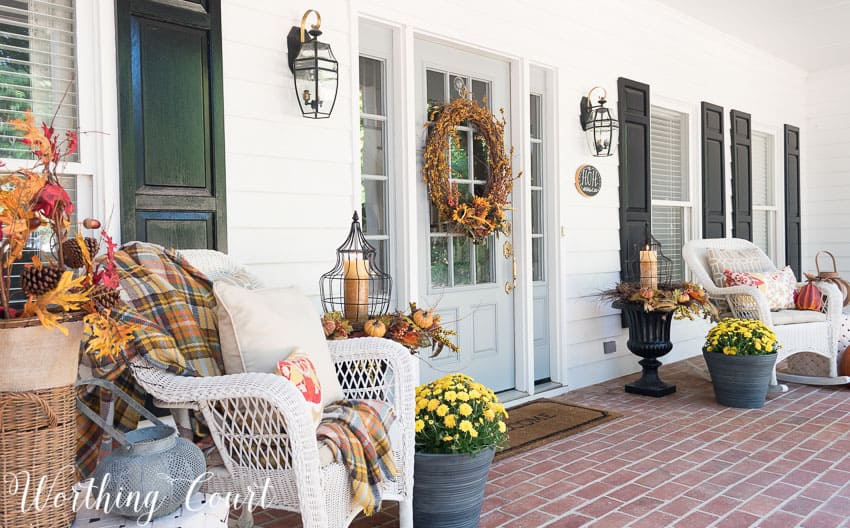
[286,10,338,119]
[580,86,619,157]
[623,228,674,290]
[320,212,392,328]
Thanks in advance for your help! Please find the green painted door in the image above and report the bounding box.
[116,0,226,250]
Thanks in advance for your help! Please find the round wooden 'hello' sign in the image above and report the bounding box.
[575,164,602,197]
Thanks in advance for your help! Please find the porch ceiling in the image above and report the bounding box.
[655,0,850,72]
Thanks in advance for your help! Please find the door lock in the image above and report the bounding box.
[505,258,517,294]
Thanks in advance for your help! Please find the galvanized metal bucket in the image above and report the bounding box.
[76,379,206,519]
[703,352,777,408]
[413,448,495,528]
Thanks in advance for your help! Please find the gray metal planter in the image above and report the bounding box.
[413,448,495,528]
[703,352,777,408]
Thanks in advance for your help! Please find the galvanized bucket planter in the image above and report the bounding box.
[703,352,777,408]
[413,448,495,528]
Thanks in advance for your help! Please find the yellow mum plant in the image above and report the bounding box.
[415,373,508,455]
[703,318,779,356]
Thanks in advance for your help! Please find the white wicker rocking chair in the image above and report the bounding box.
[128,249,417,528]
[683,238,850,387]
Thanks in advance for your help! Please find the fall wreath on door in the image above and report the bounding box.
[422,94,519,244]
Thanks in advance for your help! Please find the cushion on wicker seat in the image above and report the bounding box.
[213,282,344,406]
[771,310,828,325]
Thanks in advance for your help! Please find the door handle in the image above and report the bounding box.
[505,256,517,294]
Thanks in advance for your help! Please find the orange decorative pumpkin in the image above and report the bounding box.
[840,345,850,377]
[363,319,387,338]
[795,282,824,312]
[413,309,434,329]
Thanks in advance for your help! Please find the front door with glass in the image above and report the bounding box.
[414,39,515,392]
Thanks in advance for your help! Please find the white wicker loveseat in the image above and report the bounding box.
[128,249,417,528]
[683,238,850,387]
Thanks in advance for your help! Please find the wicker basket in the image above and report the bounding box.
[0,315,83,527]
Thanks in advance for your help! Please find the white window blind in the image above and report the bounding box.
[650,106,690,282]
[752,131,776,259]
[0,0,78,160]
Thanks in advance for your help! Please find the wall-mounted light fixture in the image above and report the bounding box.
[580,86,619,157]
[286,10,338,119]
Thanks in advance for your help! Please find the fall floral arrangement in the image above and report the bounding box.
[0,110,131,359]
[415,373,508,455]
[704,318,778,356]
[321,302,460,357]
[602,281,718,321]
[423,93,517,243]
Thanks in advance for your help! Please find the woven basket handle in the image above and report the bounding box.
[0,392,59,433]
[816,251,838,275]
[76,378,168,449]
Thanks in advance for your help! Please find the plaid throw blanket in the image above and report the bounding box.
[77,242,222,477]
[318,400,398,516]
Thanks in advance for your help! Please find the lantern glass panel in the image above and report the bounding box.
[294,39,338,118]
[584,106,619,157]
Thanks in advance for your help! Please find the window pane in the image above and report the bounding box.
[531,189,543,234]
[452,236,472,286]
[450,132,469,180]
[475,237,494,284]
[530,142,542,187]
[532,237,544,282]
[360,118,386,175]
[650,106,688,202]
[0,0,79,161]
[752,132,773,207]
[361,179,387,235]
[449,74,468,102]
[530,94,541,139]
[359,56,384,115]
[471,79,489,110]
[430,237,448,288]
[753,210,771,257]
[651,205,686,283]
[472,130,488,181]
[366,238,388,275]
[426,70,445,118]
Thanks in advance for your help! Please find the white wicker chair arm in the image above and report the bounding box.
[810,281,843,342]
[327,337,418,501]
[706,284,773,323]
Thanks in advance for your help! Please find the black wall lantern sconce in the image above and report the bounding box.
[286,9,338,119]
[580,86,619,157]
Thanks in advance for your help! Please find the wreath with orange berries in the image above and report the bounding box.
[422,94,518,243]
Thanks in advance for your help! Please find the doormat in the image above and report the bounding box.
[495,399,621,461]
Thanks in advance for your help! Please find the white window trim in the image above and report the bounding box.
[649,95,699,281]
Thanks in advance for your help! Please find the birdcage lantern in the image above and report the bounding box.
[623,229,673,290]
[319,212,392,328]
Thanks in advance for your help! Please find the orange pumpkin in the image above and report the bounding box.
[795,282,824,312]
[840,345,850,377]
[363,319,387,338]
[413,309,434,329]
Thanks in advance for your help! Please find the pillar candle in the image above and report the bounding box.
[639,246,658,290]
[343,258,369,324]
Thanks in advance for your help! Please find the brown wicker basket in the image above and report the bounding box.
[0,314,83,527]
[0,385,77,527]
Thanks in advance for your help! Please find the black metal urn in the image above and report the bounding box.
[620,303,676,397]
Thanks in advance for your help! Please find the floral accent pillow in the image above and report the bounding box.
[276,350,323,429]
[723,266,797,310]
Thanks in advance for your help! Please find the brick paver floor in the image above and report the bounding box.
[251,356,850,527]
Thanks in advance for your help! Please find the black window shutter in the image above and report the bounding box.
[617,77,651,282]
[784,125,802,277]
[701,102,726,238]
[730,110,753,241]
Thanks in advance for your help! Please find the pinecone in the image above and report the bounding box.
[90,285,121,312]
[20,264,63,296]
[61,237,100,269]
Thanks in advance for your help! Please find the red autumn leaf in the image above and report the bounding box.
[34,183,74,217]
[65,130,78,156]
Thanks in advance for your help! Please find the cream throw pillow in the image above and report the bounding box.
[706,247,766,287]
[213,282,344,406]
